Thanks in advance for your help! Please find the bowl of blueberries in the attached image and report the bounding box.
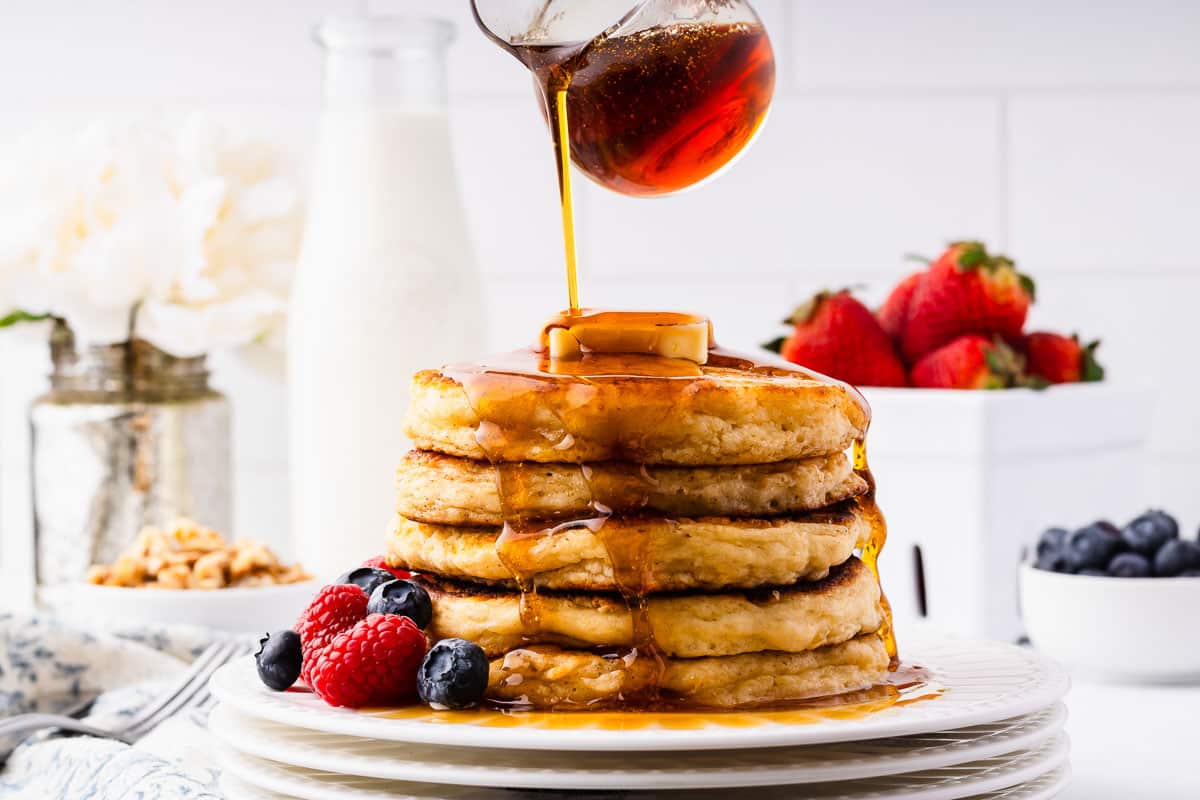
[1020,509,1200,683]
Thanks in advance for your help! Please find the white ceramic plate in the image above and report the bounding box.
[219,765,1072,800]
[217,734,1069,800]
[210,638,1069,751]
[221,764,1072,800]
[46,580,320,635]
[210,703,1066,790]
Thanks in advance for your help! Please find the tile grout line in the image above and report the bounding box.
[771,83,1200,100]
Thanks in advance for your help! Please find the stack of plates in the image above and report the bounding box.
[209,638,1071,799]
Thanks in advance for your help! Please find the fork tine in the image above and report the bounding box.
[119,640,237,736]
[122,640,239,738]
[123,640,252,741]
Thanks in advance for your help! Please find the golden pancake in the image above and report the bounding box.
[417,557,882,659]
[395,450,867,526]
[487,635,889,709]
[404,349,868,465]
[387,504,867,592]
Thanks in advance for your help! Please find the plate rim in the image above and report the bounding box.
[217,764,1074,800]
[209,702,1068,790]
[216,734,1071,800]
[210,638,1070,752]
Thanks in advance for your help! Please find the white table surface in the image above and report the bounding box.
[1060,679,1199,799]
[0,593,1189,797]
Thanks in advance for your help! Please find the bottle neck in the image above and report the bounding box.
[317,16,452,111]
[48,322,212,398]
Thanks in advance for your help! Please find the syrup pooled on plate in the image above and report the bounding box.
[435,309,898,710]
[365,665,937,728]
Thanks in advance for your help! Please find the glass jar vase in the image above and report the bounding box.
[31,322,231,591]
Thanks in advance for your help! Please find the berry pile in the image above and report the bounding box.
[1034,510,1200,578]
[765,240,1105,389]
[254,556,490,710]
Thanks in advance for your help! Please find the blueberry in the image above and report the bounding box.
[1122,510,1178,556]
[255,630,302,691]
[1153,540,1200,577]
[1036,527,1069,561]
[367,579,433,629]
[1107,552,1152,578]
[418,638,489,710]
[1179,569,1200,577]
[1065,522,1123,571]
[336,566,395,597]
[1035,550,1071,573]
[1078,568,1108,577]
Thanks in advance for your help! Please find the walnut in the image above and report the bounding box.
[171,519,224,553]
[109,554,147,587]
[274,564,313,585]
[86,521,309,590]
[230,541,277,581]
[190,550,231,589]
[154,564,191,589]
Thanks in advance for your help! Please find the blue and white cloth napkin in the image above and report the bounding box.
[0,613,231,799]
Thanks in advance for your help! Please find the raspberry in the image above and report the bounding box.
[362,555,413,580]
[295,584,368,686]
[309,614,427,708]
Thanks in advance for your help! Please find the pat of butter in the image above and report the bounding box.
[545,311,711,364]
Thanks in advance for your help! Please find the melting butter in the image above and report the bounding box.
[544,309,712,364]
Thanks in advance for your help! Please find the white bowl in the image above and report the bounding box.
[47,580,321,635]
[1019,563,1200,683]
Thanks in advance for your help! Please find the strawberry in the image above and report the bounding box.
[362,555,413,581]
[900,241,1035,361]
[878,271,923,342]
[769,290,906,387]
[1023,332,1104,384]
[910,335,1024,389]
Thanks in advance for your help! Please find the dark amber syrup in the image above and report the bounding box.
[515,23,776,198]
[364,665,937,728]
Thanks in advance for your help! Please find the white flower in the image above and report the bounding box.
[0,114,302,356]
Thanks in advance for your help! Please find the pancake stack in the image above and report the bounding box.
[388,345,892,709]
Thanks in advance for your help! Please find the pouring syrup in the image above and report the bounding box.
[474,2,775,310]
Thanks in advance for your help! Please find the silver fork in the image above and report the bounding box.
[0,638,252,757]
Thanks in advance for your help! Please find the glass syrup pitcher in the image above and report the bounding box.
[471,0,776,198]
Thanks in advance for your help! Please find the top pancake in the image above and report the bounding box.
[404,350,869,465]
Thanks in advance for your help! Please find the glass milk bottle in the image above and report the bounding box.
[289,17,485,577]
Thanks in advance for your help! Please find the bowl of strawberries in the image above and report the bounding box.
[765,240,1154,643]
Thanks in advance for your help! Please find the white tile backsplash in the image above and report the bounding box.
[790,1,1200,90]
[2,1,1200,561]
[579,96,1002,279]
[1146,457,1200,537]
[0,0,348,105]
[448,97,571,279]
[1026,273,1200,458]
[1009,92,1200,272]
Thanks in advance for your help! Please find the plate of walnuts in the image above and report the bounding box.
[49,519,317,634]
